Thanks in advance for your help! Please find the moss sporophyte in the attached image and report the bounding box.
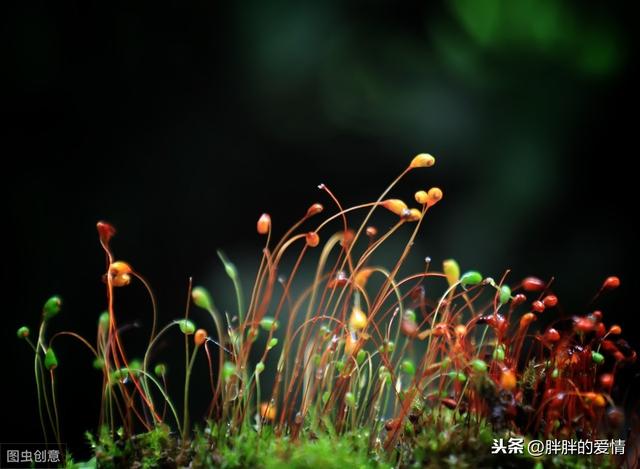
[18,154,634,468]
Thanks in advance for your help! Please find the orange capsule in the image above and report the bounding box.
[257,213,271,235]
[344,331,359,355]
[305,232,320,247]
[599,373,614,390]
[405,208,422,222]
[593,394,606,408]
[110,261,132,276]
[500,369,517,391]
[603,276,620,290]
[194,329,207,347]
[306,203,324,217]
[260,402,276,421]
[381,199,408,217]
[409,153,435,169]
[354,268,374,289]
[519,312,536,328]
[365,226,378,237]
[111,273,131,287]
[609,325,622,335]
[426,187,443,206]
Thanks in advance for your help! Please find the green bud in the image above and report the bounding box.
[129,359,142,372]
[223,361,236,381]
[448,371,466,382]
[217,250,238,280]
[441,357,451,370]
[255,362,265,374]
[313,354,321,367]
[322,391,330,404]
[17,326,30,339]
[178,319,196,335]
[267,338,278,349]
[335,361,345,373]
[378,341,395,354]
[356,350,367,366]
[591,351,605,365]
[401,360,416,376]
[499,285,511,305]
[99,312,110,328]
[493,345,505,361]
[345,392,356,407]
[460,271,483,288]
[404,309,416,322]
[43,295,62,320]
[471,359,487,373]
[551,368,559,379]
[93,357,105,370]
[154,363,167,377]
[192,286,214,311]
[45,348,58,370]
[260,317,278,331]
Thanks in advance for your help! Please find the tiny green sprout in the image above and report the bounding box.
[93,357,105,370]
[178,319,196,335]
[217,250,238,280]
[356,350,367,365]
[17,326,30,339]
[45,348,58,370]
[345,392,356,407]
[259,317,278,331]
[499,285,511,304]
[401,360,416,376]
[493,345,505,361]
[222,361,236,381]
[551,368,559,379]
[460,271,483,288]
[98,312,109,328]
[335,360,345,373]
[404,309,416,322]
[471,359,487,373]
[322,391,330,404]
[43,295,62,320]
[255,362,265,374]
[267,338,278,349]
[192,286,214,311]
[154,363,167,377]
[592,351,605,365]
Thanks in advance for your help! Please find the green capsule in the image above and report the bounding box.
[335,361,345,373]
[313,354,322,366]
[178,319,196,335]
[345,392,356,407]
[17,326,30,339]
[493,345,505,361]
[154,363,167,377]
[192,286,214,311]
[267,338,278,349]
[255,362,265,374]
[551,368,559,379]
[99,312,110,328]
[223,361,236,381]
[356,350,367,366]
[448,371,466,382]
[592,351,605,365]
[499,285,511,305]
[45,348,58,370]
[401,360,416,376]
[471,359,487,373]
[129,359,142,373]
[378,341,395,354]
[322,391,330,404]
[460,271,483,288]
[43,295,62,320]
[441,357,451,370]
[93,357,105,370]
[217,250,238,280]
[260,317,278,331]
[404,309,416,322]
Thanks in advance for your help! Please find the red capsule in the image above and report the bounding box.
[97,221,116,245]
[599,373,614,390]
[532,300,545,313]
[544,328,561,343]
[519,312,536,328]
[542,295,558,308]
[522,276,546,292]
[595,323,606,338]
[603,276,620,290]
[306,232,320,247]
[591,310,603,321]
[574,317,595,333]
[512,293,527,307]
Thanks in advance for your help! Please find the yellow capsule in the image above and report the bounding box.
[443,259,460,287]
[257,213,271,235]
[409,153,435,169]
[349,307,368,330]
[426,187,443,206]
[381,199,408,216]
[454,324,467,337]
[593,393,606,408]
[405,208,422,222]
[415,190,429,205]
[260,402,276,421]
[109,261,132,276]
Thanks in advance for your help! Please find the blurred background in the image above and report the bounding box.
[3,0,637,459]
